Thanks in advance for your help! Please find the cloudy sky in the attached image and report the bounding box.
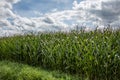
[0,0,120,37]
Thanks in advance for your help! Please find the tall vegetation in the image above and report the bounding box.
[0,28,120,80]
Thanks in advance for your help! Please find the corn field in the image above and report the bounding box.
[0,28,120,80]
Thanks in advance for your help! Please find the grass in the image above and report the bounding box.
[0,28,120,80]
[0,60,81,80]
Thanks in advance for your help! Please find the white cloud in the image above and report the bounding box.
[5,0,21,4]
[0,8,16,19]
[52,8,58,12]
[0,0,21,37]
[33,11,43,17]
[52,0,69,3]
[0,0,72,36]
[0,0,120,37]
[0,1,12,9]
[72,0,120,26]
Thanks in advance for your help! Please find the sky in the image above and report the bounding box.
[0,0,120,37]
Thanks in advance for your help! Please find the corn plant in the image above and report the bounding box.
[0,28,120,80]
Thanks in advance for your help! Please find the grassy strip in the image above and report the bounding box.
[0,60,81,80]
[0,28,120,80]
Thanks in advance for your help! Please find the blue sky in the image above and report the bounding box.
[0,0,120,37]
[13,0,82,17]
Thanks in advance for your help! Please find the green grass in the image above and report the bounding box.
[0,60,81,80]
[0,28,120,80]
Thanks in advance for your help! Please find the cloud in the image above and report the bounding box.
[0,0,120,37]
[73,0,120,26]
[0,0,72,37]
[0,8,16,19]
[101,0,120,23]
[5,0,20,4]
[33,11,43,17]
[0,0,21,36]
[0,1,12,9]
[52,0,69,3]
